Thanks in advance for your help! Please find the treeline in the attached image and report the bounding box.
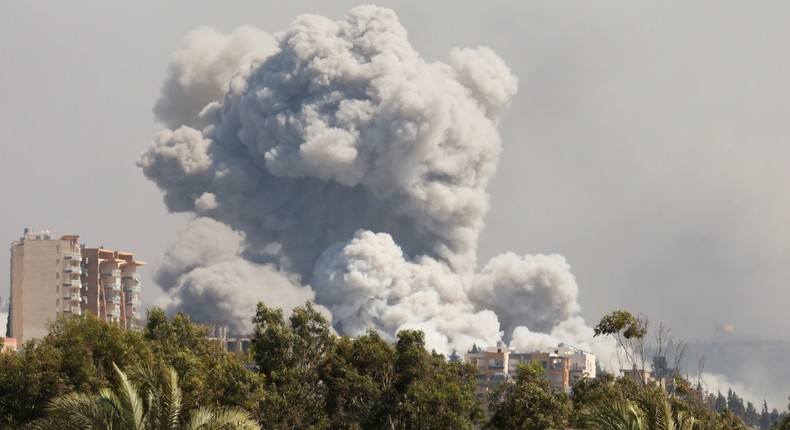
[706,389,783,430]
[0,302,788,429]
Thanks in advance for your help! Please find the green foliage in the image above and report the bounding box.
[570,372,642,425]
[581,390,695,430]
[25,362,260,430]
[320,331,396,429]
[485,361,573,430]
[0,313,154,427]
[251,301,333,429]
[5,303,783,430]
[250,304,483,430]
[573,367,752,430]
[143,308,266,415]
[594,310,648,340]
[772,396,790,430]
[388,331,484,430]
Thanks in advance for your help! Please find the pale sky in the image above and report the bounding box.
[2,1,790,348]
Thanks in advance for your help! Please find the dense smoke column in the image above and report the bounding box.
[141,5,606,355]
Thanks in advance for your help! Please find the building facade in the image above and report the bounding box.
[7,229,144,343]
[465,341,596,408]
[80,248,144,330]
[8,230,82,343]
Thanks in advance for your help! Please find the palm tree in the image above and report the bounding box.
[26,363,261,430]
[578,390,696,430]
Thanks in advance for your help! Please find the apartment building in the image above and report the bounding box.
[81,247,144,330]
[465,341,596,406]
[7,229,144,343]
[8,230,82,343]
[555,343,597,384]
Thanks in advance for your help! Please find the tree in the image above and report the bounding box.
[486,361,572,430]
[320,331,396,429]
[387,330,483,430]
[26,362,261,430]
[570,372,642,426]
[143,308,266,416]
[578,388,696,430]
[594,310,649,386]
[0,313,155,427]
[773,396,790,430]
[250,301,334,429]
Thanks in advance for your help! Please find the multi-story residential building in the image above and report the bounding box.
[7,229,144,343]
[468,341,512,379]
[80,248,144,330]
[529,352,571,389]
[8,230,83,344]
[554,343,597,384]
[465,341,596,408]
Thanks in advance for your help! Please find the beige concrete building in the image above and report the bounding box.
[80,248,144,330]
[7,229,144,343]
[8,230,82,344]
[465,341,596,410]
[554,343,597,384]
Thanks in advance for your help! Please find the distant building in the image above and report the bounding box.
[7,229,144,344]
[80,248,144,330]
[8,230,83,343]
[1,337,17,353]
[465,341,596,409]
[555,343,597,384]
[714,323,735,341]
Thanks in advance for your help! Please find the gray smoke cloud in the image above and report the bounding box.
[140,5,611,354]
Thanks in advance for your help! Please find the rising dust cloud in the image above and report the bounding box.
[139,6,613,356]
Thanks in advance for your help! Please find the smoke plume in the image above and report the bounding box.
[140,5,606,354]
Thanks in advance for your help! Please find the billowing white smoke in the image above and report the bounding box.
[153,26,278,130]
[699,372,775,410]
[140,5,606,355]
[152,218,315,334]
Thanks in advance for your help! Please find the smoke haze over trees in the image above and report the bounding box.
[2,307,784,429]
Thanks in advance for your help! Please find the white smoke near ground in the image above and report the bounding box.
[153,217,315,334]
[140,5,612,356]
[699,372,776,410]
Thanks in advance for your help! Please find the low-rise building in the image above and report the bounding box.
[465,341,596,409]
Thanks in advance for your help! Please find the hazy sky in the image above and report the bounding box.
[2,1,789,346]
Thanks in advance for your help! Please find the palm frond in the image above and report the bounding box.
[184,406,261,430]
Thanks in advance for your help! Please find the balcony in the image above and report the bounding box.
[122,273,141,282]
[64,252,81,260]
[63,265,80,273]
[63,279,81,288]
[101,269,121,278]
[64,293,80,301]
[103,280,121,291]
[110,296,121,304]
[65,306,81,314]
[123,284,141,293]
[125,297,141,305]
